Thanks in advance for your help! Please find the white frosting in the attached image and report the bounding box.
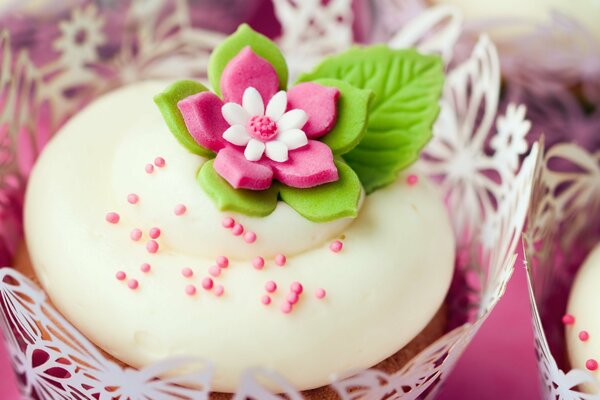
[24,81,455,392]
[567,244,600,392]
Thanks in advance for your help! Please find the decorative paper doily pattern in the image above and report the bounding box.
[0,1,538,398]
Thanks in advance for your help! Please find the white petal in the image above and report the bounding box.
[222,103,249,126]
[265,91,287,121]
[277,129,308,150]
[222,125,250,146]
[244,139,265,161]
[277,109,308,131]
[265,141,289,163]
[242,87,264,116]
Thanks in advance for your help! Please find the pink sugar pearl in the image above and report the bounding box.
[244,231,257,244]
[261,295,271,305]
[127,193,139,204]
[202,277,214,290]
[232,223,244,236]
[579,331,590,341]
[174,204,187,216]
[287,292,299,305]
[214,285,224,296]
[265,281,277,293]
[275,254,286,266]
[115,271,126,281]
[252,256,265,270]
[145,163,154,174]
[587,359,599,371]
[127,279,139,290]
[406,174,419,185]
[562,314,575,325]
[130,228,142,241]
[329,240,343,253]
[222,217,235,228]
[290,282,303,294]
[209,265,221,277]
[281,302,292,314]
[185,285,197,296]
[140,263,151,273]
[216,256,229,268]
[315,288,326,299]
[154,157,166,168]
[146,240,159,254]
[105,212,120,224]
[181,267,193,278]
[149,227,161,239]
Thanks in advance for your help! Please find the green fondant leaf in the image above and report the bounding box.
[311,78,373,156]
[154,80,213,157]
[299,46,444,194]
[209,24,288,96]
[279,161,362,222]
[198,160,279,217]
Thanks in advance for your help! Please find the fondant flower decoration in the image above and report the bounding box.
[155,24,445,222]
[177,48,342,191]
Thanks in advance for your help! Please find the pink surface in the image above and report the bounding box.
[0,256,541,399]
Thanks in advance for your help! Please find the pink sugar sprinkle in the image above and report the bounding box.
[290,282,303,294]
[181,267,193,278]
[252,256,265,270]
[222,217,235,228]
[154,157,166,168]
[174,204,187,216]
[214,285,224,296]
[315,288,326,299]
[265,281,277,293]
[105,212,120,224]
[127,279,139,290]
[329,240,343,253]
[406,174,419,185]
[232,223,244,236]
[185,285,197,296]
[127,193,139,204]
[130,228,143,241]
[140,263,151,273]
[287,292,299,305]
[145,163,154,174]
[202,277,214,290]
[244,231,257,244]
[261,295,271,305]
[149,227,161,239]
[116,271,126,281]
[275,254,286,266]
[562,314,575,325]
[146,240,159,254]
[587,359,598,371]
[281,302,292,314]
[579,331,590,341]
[216,256,229,268]
[209,265,221,277]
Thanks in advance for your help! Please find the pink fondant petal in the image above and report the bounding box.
[270,140,338,188]
[286,82,340,139]
[214,147,274,190]
[221,46,279,106]
[178,92,229,152]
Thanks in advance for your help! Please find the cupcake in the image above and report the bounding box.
[20,24,455,395]
[566,244,600,392]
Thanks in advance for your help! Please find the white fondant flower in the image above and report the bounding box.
[221,87,309,163]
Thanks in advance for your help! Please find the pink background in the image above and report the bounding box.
[0,257,541,399]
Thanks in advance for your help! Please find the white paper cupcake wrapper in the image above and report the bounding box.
[0,1,538,398]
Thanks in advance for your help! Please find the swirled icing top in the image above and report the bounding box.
[25,81,455,392]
